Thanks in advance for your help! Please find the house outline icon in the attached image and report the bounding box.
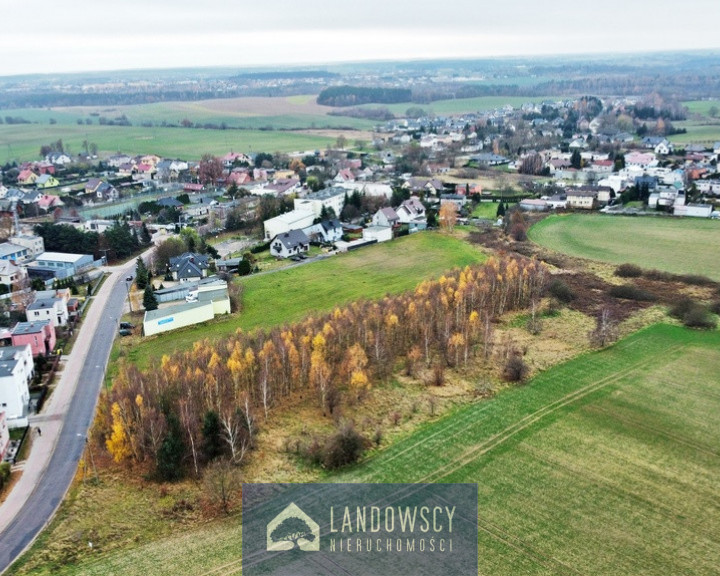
[266,502,321,552]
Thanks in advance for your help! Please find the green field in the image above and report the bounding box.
[18,324,720,575]
[0,123,344,163]
[668,120,720,146]
[336,324,720,575]
[682,99,720,116]
[124,232,484,368]
[528,214,720,280]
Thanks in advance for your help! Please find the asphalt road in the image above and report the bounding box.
[0,276,128,573]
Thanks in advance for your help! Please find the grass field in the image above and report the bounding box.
[121,231,485,368]
[0,123,349,164]
[682,100,720,116]
[528,214,720,280]
[16,324,720,575]
[668,120,720,146]
[335,323,720,575]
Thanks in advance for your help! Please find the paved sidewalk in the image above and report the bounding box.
[0,266,120,535]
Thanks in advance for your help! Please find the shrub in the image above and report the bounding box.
[682,306,717,329]
[322,423,367,470]
[547,278,574,303]
[609,284,657,301]
[503,353,529,382]
[614,263,643,278]
[644,269,674,282]
[668,297,698,320]
[709,301,720,315]
[676,274,716,287]
[668,297,718,329]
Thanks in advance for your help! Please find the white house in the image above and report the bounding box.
[304,219,343,244]
[0,344,34,428]
[26,296,69,327]
[396,197,426,224]
[372,207,399,228]
[0,260,26,288]
[270,230,310,259]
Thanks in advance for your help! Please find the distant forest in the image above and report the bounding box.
[317,86,413,107]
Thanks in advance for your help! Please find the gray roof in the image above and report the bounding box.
[0,243,27,258]
[11,320,51,335]
[320,219,342,232]
[272,229,309,250]
[197,287,229,303]
[143,300,208,323]
[27,297,60,311]
[169,253,209,279]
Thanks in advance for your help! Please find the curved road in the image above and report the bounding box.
[0,267,134,573]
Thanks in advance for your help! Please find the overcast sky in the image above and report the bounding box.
[2,0,719,76]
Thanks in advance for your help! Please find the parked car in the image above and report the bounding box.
[119,322,134,329]
[118,328,133,336]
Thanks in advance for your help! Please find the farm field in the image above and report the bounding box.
[336,324,720,575]
[668,120,720,146]
[122,231,485,368]
[14,324,719,575]
[528,213,720,280]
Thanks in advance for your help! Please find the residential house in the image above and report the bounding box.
[84,178,118,202]
[35,174,60,189]
[0,259,26,288]
[304,219,343,244]
[542,194,568,209]
[169,252,210,282]
[440,194,469,209]
[37,194,63,211]
[372,207,400,228]
[0,243,29,263]
[45,152,72,165]
[334,169,355,184]
[270,230,310,259]
[0,344,34,428]
[9,235,44,259]
[17,170,38,186]
[625,152,657,169]
[26,296,69,327]
[566,189,598,210]
[396,197,427,231]
[11,321,55,357]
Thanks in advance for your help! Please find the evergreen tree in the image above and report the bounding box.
[140,222,152,245]
[156,413,185,481]
[202,410,224,462]
[496,202,506,217]
[143,284,158,311]
[135,257,149,289]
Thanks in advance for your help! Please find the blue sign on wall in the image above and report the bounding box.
[158,317,174,325]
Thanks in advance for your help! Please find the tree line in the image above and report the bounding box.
[96,256,546,480]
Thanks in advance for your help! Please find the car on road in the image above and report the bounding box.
[125,275,133,281]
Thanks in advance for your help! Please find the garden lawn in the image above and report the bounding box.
[528,213,720,280]
[125,232,484,368]
[336,323,720,575]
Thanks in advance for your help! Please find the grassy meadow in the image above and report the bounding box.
[13,324,720,575]
[336,324,720,575]
[528,214,720,280]
[121,231,485,368]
